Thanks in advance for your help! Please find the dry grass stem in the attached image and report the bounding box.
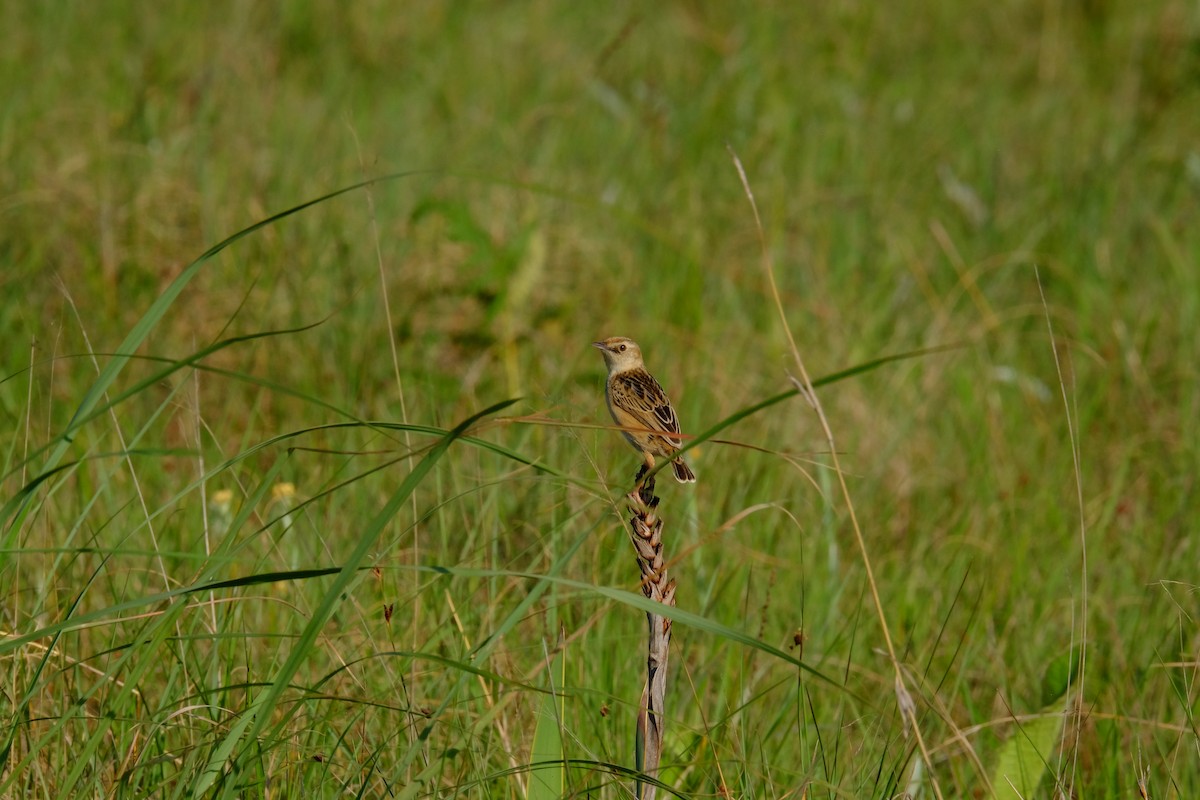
[729,144,946,798]
[628,470,675,800]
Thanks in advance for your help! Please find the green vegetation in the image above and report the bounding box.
[2,2,1197,797]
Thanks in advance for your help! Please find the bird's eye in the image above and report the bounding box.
[618,344,626,352]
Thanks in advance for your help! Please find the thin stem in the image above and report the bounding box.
[728,145,945,799]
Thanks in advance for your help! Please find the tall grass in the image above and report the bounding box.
[3,2,1198,797]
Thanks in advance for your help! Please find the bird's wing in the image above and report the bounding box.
[614,370,682,441]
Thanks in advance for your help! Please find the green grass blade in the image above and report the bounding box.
[990,706,1065,800]
[991,649,1079,799]
[528,632,566,800]
[196,397,518,798]
[644,343,966,484]
[422,564,857,702]
[35,170,432,483]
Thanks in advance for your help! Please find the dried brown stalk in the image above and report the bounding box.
[628,468,675,800]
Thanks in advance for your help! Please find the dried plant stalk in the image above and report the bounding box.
[628,470,675,800]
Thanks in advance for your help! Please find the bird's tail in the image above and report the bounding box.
[672,458,696,483]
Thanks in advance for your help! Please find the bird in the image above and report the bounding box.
[592,336,696,483]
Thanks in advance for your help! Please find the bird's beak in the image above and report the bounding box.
[591,341,606,351]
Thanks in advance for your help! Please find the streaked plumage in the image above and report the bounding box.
[592,336,696,483]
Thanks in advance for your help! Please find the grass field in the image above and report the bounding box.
[2,2,1198,797]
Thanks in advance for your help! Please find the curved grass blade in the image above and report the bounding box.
[30,170,433,502]
[195,397,517,799]
[419,564,859,703]
[641,343,967,485]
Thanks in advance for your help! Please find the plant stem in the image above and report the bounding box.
[628,470,674,800]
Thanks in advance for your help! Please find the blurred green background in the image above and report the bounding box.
[2,2,1197,797]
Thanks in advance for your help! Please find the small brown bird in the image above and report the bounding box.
[593,336,696,483]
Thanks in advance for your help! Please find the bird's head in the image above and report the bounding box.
[591,336,644,374]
